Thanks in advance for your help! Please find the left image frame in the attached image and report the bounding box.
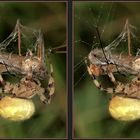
[0,1,67,139]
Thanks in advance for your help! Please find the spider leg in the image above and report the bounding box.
[105,63,118,85]
[104,64,126,95]
[85,59,126,97]
[23,77,48,104]
[35,71,55,104]
[106,81,125,94]
[85,59,103,90]
[36,87,47,104]
[46,62,55,104]
[32,60,55,104]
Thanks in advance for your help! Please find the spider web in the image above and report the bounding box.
[0,19,43,56]
[74,2,116,87]
[104,20,140,56]
[0,19,49,79]
[74,2,140,87]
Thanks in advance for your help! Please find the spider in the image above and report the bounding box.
[0,51,55,104]
[86,48,140,87]
[2,74,54,104]
[0,20,55,104]
[85,54,140,98]
[85,25,140,99]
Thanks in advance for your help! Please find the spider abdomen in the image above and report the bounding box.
[109,96,140,121]
[0,96,35,121]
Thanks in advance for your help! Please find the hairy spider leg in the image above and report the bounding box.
[46,56,55,104]
[106,75,140,99]
[85,58,104,90]
[33,61,55,104]
[32,78,48,104]
[106,64,117,85]
[33,30,55,104]
[85,58,123,97]
[86,54,140,99]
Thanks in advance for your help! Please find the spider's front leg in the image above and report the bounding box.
[85,59,104,91]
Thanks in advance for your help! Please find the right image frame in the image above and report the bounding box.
[74,1,140,138]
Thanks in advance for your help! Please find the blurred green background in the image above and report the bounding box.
[0,2,66,138]
[74,2,140,138]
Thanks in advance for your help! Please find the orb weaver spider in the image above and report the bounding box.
[85,21,140,100]
[84,20,140,121]
[0,19,55,104]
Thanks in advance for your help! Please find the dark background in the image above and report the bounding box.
[74,2,140,138]
[0,2,66,138]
